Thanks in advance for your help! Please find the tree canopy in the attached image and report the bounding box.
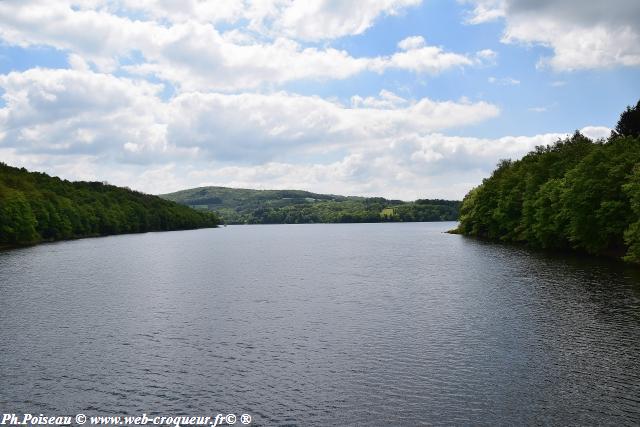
[615,100,640,138]
[162,186,461,224]
[456,100,640,263]
[0,163,219,246]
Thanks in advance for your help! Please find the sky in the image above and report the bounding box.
[0,0,638,199]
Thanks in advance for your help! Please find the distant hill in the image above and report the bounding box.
[0,163,219,247]
[161,186,460,224]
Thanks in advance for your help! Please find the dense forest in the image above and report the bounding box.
[0,163,219,246]
[162,186,460,224]
[456,100,640,263]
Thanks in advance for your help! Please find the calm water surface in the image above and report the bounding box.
[1,222,639,425]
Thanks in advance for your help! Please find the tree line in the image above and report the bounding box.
[0,163,219,246]
[210,198,459,224]
[455,100,640,262]
[164,185,461,225]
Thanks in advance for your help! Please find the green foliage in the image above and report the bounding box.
[0,186,39,244]
[457,127,640,262]
[623,165,640,262]
[615,100,640,138]
[162,186,460,224]
[0,163,219,246]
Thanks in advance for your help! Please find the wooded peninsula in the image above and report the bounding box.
[0,163,220,246]
[455,100,640,263]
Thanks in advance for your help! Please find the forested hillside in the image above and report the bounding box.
[162,186,460,224]
[0,163,219,246]
[456,100,640,262]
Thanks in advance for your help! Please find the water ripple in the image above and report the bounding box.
[1,223,639,425]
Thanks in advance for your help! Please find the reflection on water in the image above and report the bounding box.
[1,223,639,425]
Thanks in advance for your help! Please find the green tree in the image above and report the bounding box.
[0,162,219,246]
[0,188,39,244]
[615,100,640,138]
[455,101,640,262]
[623,165,640,262]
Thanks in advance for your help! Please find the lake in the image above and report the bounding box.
[1,222,639,425]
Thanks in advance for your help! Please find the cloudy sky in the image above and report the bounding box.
[0,0,638,199]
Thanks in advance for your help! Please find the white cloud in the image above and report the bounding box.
[0,1,618,201]
[123,31,372,91]
[175,126,605,199]
[371,36,488,74]
[0,67,606,200]
[461,0,505,24]
[504,16,640,70]
[0,68,505,198]
[0,3,361,90]
[67,54,90,72]
[0,2,157,72]
[0,68,178,162]
[351,90,409,109]
[114,0,247,24]
[0,69,499,165]
[112,0,422,41]
[0,128,593,200]
[488,76,520,85]
[163,90,500,164]
[0,3,487,90]
[580,126,611,140]
[265,0,422,41]
[475,49,498,65]
[127,32,490,89]
[397,35,426,50]
[464,0,640,70]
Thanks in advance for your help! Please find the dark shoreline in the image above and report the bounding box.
[0,225,218,251]
[449,228,634,265]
